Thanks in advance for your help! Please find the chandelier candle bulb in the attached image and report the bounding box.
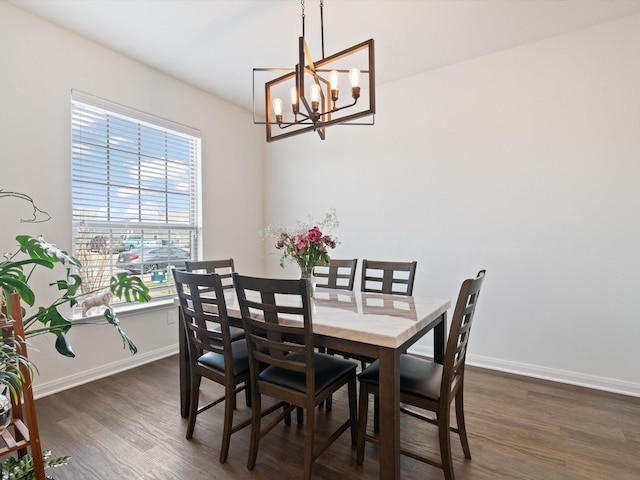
[310,83,321,102]
[330,70,339,89]
[289,87,299,114]
[273,98,284,124]
[310,83,321,117]
[330,69,340,104]
[349,68,361,99]
[349,68,360,87]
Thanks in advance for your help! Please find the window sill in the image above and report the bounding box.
[71,297,176,322]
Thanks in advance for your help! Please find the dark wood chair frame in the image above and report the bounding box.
[184,258,235,290]
[184,258,244,343]
[360,259,418,296]
[173,269,253,464]
[314,258,357,411]
[336,259,418,386]
[357,270,486,480]
[313,258,358,290]
[233,273,358,480]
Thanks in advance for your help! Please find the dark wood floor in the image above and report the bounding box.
[33,355,640,479]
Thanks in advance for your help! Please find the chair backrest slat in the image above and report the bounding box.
[441,270,485,402]
[185,259,235,290]
[173,269,233,362]
[361,259,417,296]
[314,259,358,290]
[233,274,315,395]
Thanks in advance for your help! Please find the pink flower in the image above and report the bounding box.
[293,235,307,251]
[306,226,322,243]
[323,235,336,249]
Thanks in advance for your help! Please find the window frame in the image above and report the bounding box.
[70,90,202,307]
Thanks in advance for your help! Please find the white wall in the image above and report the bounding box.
[3,2,638,398]
[263,14,640,396]
[0,3,264,397]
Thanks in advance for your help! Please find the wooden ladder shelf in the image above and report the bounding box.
[0,292,46,479]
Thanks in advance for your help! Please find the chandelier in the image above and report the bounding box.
[253,0,375,142]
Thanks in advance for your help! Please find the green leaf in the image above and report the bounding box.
[2,281,35,307]
[0,450,71,480]
[109,272,151,303]
[52,272,82,298]
[0,259,52,306]
[16,235,81,267]
[54,330,75,358]
[34,307,74,358]
[103,309,138,355]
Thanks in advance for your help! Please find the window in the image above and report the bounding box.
[71,90,201,302]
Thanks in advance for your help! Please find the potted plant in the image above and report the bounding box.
[0,450,70,479]
[0,190,152,477]
[0,191,150,361]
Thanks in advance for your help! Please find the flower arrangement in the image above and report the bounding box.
[262,209,339,278]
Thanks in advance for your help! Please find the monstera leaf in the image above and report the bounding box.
[110,272,151,303]
[2,234,150,358]
[17,235,80,267]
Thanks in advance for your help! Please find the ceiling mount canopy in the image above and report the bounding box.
[253,0,375,142]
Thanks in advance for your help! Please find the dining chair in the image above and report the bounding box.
[173,269,252,464]
[360,259,418,296]
[233,273,358,480]
[185,258,235,289]
[333,259,418,373]
[313,258,358,290]
[356,270,486,480]
[313,258,357,411]
[184,258,244,342]
[360,260,417,425]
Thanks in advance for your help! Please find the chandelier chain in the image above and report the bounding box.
[320,0,325,58]
[300,0,325,58]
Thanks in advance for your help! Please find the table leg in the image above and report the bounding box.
[178,307,190,418]
[434,311,447,364]
[377,347,401,479]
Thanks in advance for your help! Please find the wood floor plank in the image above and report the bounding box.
[31,356,640,479]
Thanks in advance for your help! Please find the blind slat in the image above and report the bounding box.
[71,92,201,300]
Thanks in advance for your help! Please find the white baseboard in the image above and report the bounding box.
[34,343,640,399]
[409,345,640,398]
[33,345,179,399]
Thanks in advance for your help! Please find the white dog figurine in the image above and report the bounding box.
[82,292,113,316]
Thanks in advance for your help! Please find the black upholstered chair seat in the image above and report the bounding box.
[198,339,250,376]
[209,323,245,343]
[260,352,357,394]
[358,354,443,402]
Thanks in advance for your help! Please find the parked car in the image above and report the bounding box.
[89,235,125,254]
[116,245,190,274]
[121,234,145,250]
[121,233,171,250]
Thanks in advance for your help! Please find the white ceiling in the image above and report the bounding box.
[9,0,640,112]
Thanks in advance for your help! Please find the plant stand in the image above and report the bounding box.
[0,293,46,479]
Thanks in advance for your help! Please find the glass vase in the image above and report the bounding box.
[299,265,316,298]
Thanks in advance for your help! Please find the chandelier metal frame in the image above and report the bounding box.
[253,0,375,142]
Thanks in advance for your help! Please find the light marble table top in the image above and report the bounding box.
[221,287,450,349]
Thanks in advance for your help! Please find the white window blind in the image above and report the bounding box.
[71,90,201,300]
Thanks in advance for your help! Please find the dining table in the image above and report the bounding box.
[177,287,450,479]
